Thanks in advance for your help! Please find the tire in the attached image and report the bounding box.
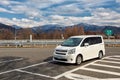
[98,51,103,59]
[76,55,82,65]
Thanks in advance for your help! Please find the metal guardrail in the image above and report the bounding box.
[0,39,120,45]
[104,39,120,44]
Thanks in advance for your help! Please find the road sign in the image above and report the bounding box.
[105,30,113,36]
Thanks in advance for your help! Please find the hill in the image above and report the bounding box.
[32,23,120,34]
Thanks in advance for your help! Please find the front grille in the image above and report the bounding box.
[55,49,67,55]
[56,52,66,55]
[54,57,67,61]
[56,49,67,52]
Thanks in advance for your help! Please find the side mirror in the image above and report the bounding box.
[84,43,89,46]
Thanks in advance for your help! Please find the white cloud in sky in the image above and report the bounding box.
[78,0,111,8]
[0,17,43,28]
[0,7,14,13]
[0,0,10,6]
[49,4,84,15]
[48,7,120,27]
[116,0,120,3]
[0,0,22,6]
[0,0,120,27]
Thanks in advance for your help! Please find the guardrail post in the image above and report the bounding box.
[45,40,47,47]
[7,44,9,47]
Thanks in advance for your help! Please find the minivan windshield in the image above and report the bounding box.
[61,38,83,47]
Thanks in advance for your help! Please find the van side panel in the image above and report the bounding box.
[78,36,105,61]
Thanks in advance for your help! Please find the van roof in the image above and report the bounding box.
[70,35,102,38]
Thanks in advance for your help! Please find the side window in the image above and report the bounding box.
[81,38,91,46]
[97,37,102,43]
[93,37,102,44]
[81,37,102,47]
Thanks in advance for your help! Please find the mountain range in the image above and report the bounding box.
[32,23,120,34]
[0,23,120,34]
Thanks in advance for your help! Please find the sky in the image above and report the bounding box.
[0,0,120,28]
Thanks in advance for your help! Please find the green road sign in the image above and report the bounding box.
[105,30,113,36]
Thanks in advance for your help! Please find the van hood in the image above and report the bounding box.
[55,45,75,51]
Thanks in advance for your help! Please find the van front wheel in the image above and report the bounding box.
[76,55,82,65]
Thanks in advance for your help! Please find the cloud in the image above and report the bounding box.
[0,0,10,6]
[26,0,64,10]
[0,17,43,28]
[0,0,120,27]
[11,18,44,28]
[48,3,84,15]
[47,7,120,27]
[0,7,14,13]
[0,0,22,6]
[85,8,120,26]
[116,0,120,3]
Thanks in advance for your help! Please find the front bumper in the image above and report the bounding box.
[53,54,76,63]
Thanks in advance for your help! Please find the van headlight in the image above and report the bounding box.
[68,48,76,54]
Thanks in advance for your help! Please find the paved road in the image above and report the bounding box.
[0,47,119,80]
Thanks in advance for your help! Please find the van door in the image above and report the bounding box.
[80,37,94,61]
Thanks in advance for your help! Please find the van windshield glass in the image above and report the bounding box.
[61,38,83,47]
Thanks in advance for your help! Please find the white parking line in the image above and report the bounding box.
[16,69,54,79]
[53,60,99,79]
[0,55,120,80]
[65,73,98,80]
[0,58,24,64]
[19,60,52,70]
[112,55,120,58]
[92,64,120,69]
[101,60,120,64]
[82,67,120,76]
[0,69,16,75]
[54,55,120,79]
[0,61,52,75]
[104,57,120,61]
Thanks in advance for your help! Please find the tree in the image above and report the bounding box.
[0,29,14,39]
[17,28,34,39]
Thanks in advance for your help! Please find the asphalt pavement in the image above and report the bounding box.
[0,47,119,80]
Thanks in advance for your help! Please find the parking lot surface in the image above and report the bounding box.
[0,47,120,80]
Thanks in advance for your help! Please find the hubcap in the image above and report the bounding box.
[99,52,103,59]
[77,56,82,64]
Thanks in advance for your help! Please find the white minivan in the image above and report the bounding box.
[53,35,105,65]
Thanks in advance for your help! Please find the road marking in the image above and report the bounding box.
[0,61,52,75]
[101,78,120,80]
[64,73,120,80]
[0,58,24,64]
[112,55,120,58]
[91,63,120,69]
[104,57,120,61]
[82,67,120,76]
[54,55,120,79]
[16,69,54,79]
[0,69,16,75]
[19,60,52,69]
[0,55,120,79]
[53,60,99,79]
[101,60,120,64]
[65,73,98,80]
